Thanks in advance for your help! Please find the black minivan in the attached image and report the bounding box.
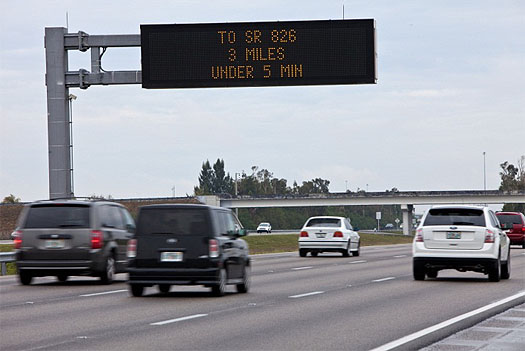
[127,204,250,297]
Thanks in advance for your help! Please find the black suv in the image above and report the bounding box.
[127,204,250,297]
[14,199,135,285]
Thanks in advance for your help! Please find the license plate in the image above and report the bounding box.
[160,252,183,262]
[446,232,461,239]
[316,233,326,238]
[45,239,65,249]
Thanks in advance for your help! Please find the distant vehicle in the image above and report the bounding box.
[256,222,272,233]
[384,223,394,230]
[413,205,510,282]
[298,216,360,257]
[14,199,135,285]
[496,212,525,248]
[127,204,250,297]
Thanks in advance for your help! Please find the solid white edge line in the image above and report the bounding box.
[292,266,313,270]
[372,277,396,283]
[150,314,208,326]
[79,289,127,297]
[393,255,407,258]
[289,291,325,299]
[370,290,525,351]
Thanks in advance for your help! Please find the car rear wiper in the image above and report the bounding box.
[452,221,475,225]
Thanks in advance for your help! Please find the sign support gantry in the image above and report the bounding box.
[44,27,141,199]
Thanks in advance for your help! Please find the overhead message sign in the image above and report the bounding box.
[140,19,376,89]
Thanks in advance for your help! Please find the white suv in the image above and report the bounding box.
[413,205,510,282]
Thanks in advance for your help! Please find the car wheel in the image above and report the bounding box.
[57,274,68,282]
[212,268,227,297]
[299,249,307,257]
[488,257,501,282]
[130,284,144,297]
[426,270,438,279]
[158,284,171,294]
[342,242,351,257]
[100,255,115,285]
[311,251,318,257]
[19,271,33,285]
[501,249,511,280]
[236,264,250,293]
[352,241,361,257]
[413,261,425,281]
[522,239,525,249]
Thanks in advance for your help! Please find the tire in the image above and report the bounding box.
[426,270,438,279]
[501,249,511,280]
[299,249,307,257]
[352,241,361,257]
[311,251,318,257]
[413,261,425,281]
[236,264,250,293]
[99,255,115,285]
[342,242,351,257]
[130,284,144,297]
[57,274,68,282]
[488,257,501,282]
[19,271,33,285]
[158,284,171,294]
[211,268,227,297]
[522,240,525,249]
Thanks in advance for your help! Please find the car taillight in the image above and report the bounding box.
[127,239,137,258]
[300,231,308,237]
[13,231,23,249]
[91,230,103,249]
[415,228,424,242]
[333,231,343,238]
[209,239,219,258]
[485,229,495,243]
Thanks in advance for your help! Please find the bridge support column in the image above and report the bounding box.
[401,204,414,236]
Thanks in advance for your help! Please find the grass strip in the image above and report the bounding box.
[245,233,413,255]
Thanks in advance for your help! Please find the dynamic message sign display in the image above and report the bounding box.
[141,19,376,89]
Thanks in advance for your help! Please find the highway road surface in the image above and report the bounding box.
[1,244,524,351]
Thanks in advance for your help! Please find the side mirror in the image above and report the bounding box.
[238,228,247,237]
[126,223,136,233]
[353,227,360,231]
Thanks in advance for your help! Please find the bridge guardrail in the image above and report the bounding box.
[0,252,15,275]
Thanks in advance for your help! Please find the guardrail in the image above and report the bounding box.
[0,252,15,275]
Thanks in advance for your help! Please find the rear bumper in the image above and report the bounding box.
[298,240,348,250]
[16,260,97,276]
[413,257,497,271]
[127,267,220,286]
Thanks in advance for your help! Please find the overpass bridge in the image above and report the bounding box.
[199,190,525,235]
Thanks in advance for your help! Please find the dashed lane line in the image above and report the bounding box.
[291,266,313,271]
[79,289,127,297]
[372,277,396,283]
[150,314,208,326]
[289,291,325,299]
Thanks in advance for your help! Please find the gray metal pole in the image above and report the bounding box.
[45,27,72,199]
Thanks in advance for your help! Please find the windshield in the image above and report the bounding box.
[137,208,210,236]
[305,218,341,227]
[24,205,90,228]
[423,208,485,227]
[259,223,269,227]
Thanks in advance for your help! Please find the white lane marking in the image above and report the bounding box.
[373,277,396,283]
[393,255,407,258]
[370,291,525,351]
[150,314,208,326]
[292,266,313,271]
[79,289,127,297]
[350,260,367,264]
[289,291,325,299]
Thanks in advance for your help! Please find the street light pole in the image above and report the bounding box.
[483,152,486,192]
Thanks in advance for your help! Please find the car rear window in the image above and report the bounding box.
[305,218,341,227]
[24,204,90,228]
[137,208,211,236]
[423,208,486,227]
[496,214,523,229]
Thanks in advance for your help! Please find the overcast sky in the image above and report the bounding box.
[1,0,524,204]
